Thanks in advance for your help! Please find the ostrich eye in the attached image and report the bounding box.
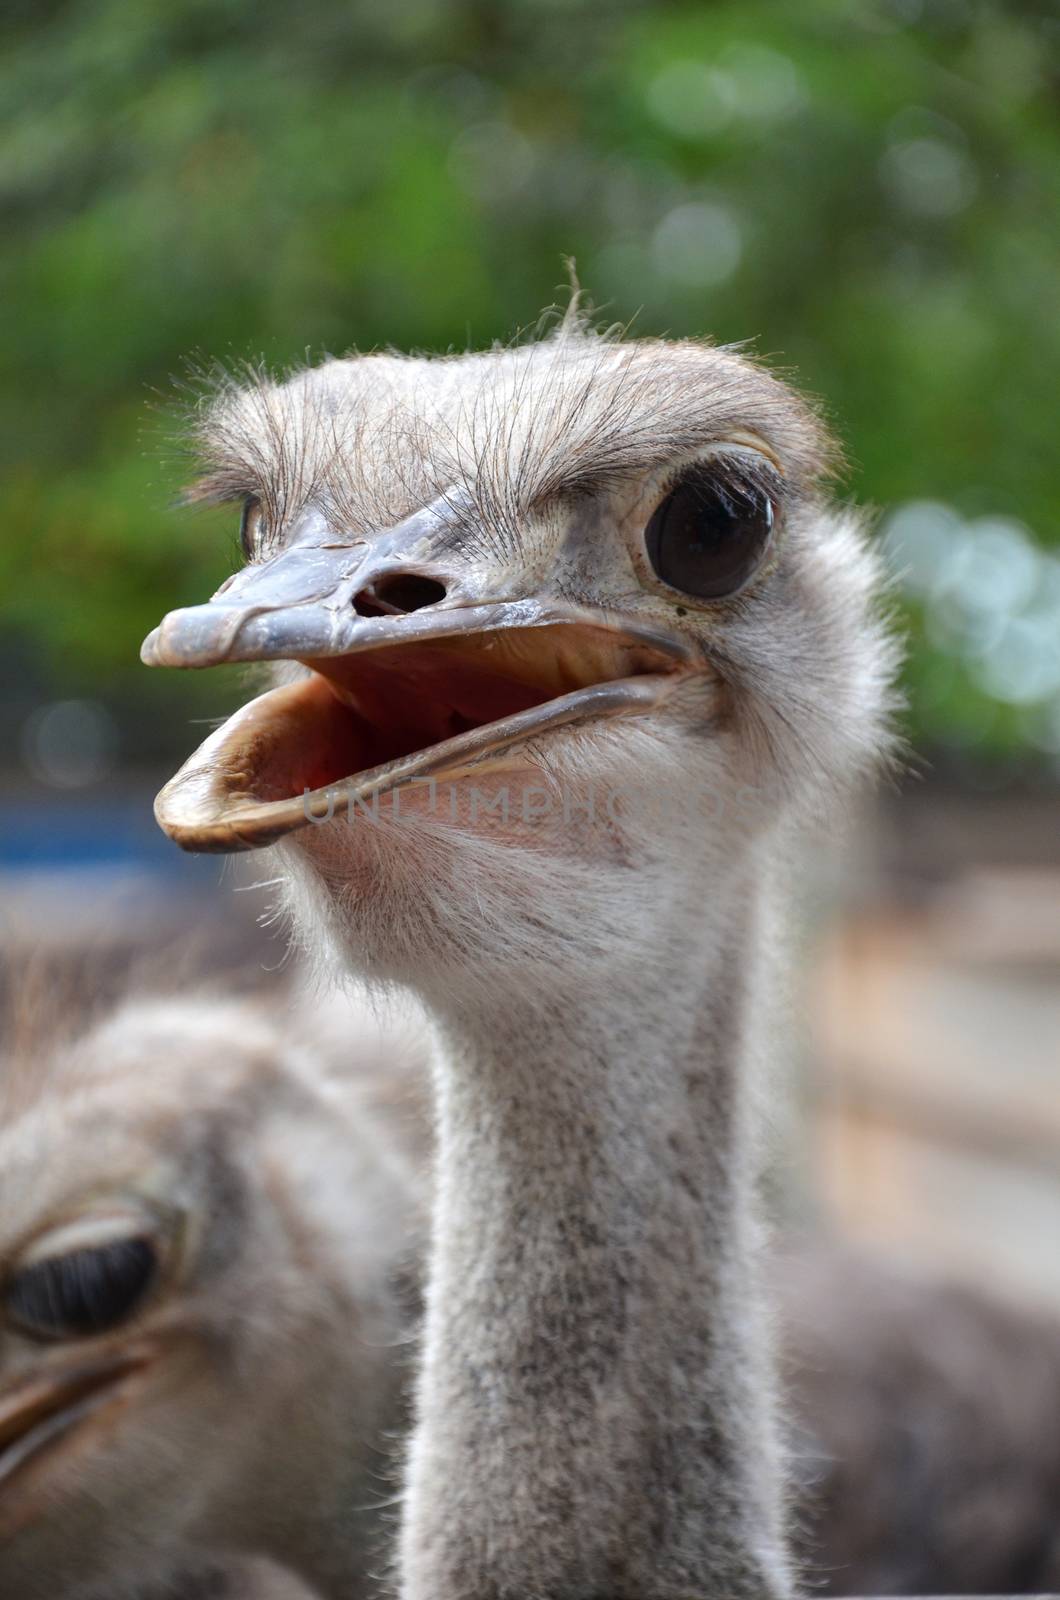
[4,1238,159,1341]
[644,468,775,600]
[239,496,264,559]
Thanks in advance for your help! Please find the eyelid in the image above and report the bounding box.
[717,431,785,475]
[658,442,784,496]
[16,1209,160,1271]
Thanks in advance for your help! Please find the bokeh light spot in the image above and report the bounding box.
[879,136,978,217]
[448,122,535,202]
[651,201,742,289]
[645,61,733,141]
[21,700,118,788]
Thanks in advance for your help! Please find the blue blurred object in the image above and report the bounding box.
[0,788,217,877]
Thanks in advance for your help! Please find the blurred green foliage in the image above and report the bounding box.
[2,0,1057,768]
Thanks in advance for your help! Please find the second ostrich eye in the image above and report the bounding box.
[644,469,775,601]
[239,496,264,559]
[4,1238,159,1341]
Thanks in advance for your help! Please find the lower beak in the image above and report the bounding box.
[0,1349,152,1519]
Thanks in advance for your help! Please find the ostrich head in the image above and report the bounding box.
[144,321,894,1000]
[0,989,415,1600]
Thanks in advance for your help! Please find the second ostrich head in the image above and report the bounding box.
[0,987,418,1600]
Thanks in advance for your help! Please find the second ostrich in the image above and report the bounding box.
[0,981,420,1600]
[144,316,895,1598]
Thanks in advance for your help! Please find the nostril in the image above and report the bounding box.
[378,573,447,612]
[353,573,448,618]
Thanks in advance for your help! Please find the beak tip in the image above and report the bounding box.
[140,609,230,669]
[140,626,162,666]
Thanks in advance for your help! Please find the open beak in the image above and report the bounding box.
[143,501,700,853]
[0,1349,152,1529]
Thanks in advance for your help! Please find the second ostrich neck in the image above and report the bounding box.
[401,854,791,1600]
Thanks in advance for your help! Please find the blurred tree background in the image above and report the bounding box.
[2,0,1058,781]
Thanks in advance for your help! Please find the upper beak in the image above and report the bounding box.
[0,1348,153,1530]
[142,500,704,853]
[141,500,681,671]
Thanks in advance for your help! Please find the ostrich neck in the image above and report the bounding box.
[400,860,792,1600]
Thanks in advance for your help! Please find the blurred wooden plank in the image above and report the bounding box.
[807,867,1060,1310]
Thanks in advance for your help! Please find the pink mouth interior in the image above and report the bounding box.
[249,624,670,802]
[326,645,546,767]
[273,646,550,800]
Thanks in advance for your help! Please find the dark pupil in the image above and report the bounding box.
[645,472,774,599]
[5,1238,157,1339]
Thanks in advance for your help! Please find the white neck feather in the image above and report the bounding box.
[399,835,793,1600]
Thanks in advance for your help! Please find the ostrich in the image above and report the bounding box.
[0,980,422,1600]
[142,314,896,1599]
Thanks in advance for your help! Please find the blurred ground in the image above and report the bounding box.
[0,772,282,1037]
[806,781,1060,1312]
